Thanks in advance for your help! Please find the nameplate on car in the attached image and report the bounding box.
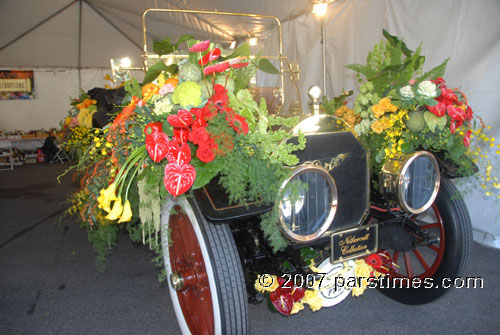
[330,225,378,263]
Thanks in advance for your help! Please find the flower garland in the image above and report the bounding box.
[254,251,397,316]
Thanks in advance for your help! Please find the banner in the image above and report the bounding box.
[0,70,35,100]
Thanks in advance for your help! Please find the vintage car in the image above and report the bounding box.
[104,9,472,335]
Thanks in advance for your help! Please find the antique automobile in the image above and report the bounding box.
[102,9,473,335]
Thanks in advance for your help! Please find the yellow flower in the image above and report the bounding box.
[118,200,133,223]
[354,259,373,279]
[254,275,279,293]
[158,73,166,88]
[290,301,304,315]
[97,183,118,213]
[304,290,323,312]
[105,197,123,220]
[352,286,366,297]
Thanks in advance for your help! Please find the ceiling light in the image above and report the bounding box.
[310,0,334,17]
[248,38,257,46]
[230,41,236,49]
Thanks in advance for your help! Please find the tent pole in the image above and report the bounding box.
[321,15,327,98]
[78,0,82,91]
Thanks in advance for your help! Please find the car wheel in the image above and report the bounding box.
[161,196,248,334]
[378,177,472,304]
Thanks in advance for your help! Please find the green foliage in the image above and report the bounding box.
[87,224,120,273]
[321,90,353,115]
[143,62,178,85]
[153,35,195,57]
[125,77,142,97]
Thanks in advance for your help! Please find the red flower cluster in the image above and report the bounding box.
[144,85,249,197]
[269,277,305,316]
[426,78,474,146]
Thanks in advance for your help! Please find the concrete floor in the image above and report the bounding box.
[1,163,499,335]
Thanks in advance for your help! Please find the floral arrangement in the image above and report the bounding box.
[254,251,396,316]
[63,36,305,271]
[323,30,499,199]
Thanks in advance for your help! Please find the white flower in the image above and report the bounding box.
[417,80,437,98]
[400,85,414,99]
[153,97,173,116]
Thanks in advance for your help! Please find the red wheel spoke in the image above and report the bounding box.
[421,222,440,229]
[428,244,439,252]
[404,252,414,278]
[413,249,430,271]
[393,251,400,264]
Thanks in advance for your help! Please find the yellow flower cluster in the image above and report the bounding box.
[371,97,398,118]
[466,127,500,199]
[87,129,112,162]
[97,182,133,223]
[351,259,374,297]
[383,109,408,159]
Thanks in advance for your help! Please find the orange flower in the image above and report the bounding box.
[371,120,385,134]
[142,83,159,102]
[372,104,385,118]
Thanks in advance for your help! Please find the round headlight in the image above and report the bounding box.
[379,151,440,214]
[278,165,338,242]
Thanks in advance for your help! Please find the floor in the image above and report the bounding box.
[1,163,499,334]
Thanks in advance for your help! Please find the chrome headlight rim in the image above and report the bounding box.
[278,164,338,243]
[397,151,440,215]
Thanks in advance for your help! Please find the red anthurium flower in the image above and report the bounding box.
[173,127,190,144]
[432,77,446,86]
[427,102,446,117]
[270,290,294,316]
[290,286,305,302]
[447,105,466,122]
[203,62,229,76]
[144,122,164,136]
[145,132,169,162]
[440,88,458,104]
[466,105,473,121]
[199,48,221,66]
[229,58,250,69]
[164,163,196,197]
[227,113,249,134]
[463,130,472,147]
[188,40,210,53]
[196,145,216,163]
[450,120,457,134]
[167,109,194,128]
[167,141,192,165]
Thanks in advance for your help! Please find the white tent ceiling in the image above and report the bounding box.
[0,0,309,68]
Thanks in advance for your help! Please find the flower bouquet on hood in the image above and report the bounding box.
[64,35,306,271]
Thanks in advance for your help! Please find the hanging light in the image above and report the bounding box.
[310,0,334,17]
[248,37,258,46]
[229,41,237,49]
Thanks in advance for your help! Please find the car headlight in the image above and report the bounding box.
[379,151,440,214]
[278,165,338,242]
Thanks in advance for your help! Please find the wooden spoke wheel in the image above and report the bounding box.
[161,197,248,335]
[379,177,472,304]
